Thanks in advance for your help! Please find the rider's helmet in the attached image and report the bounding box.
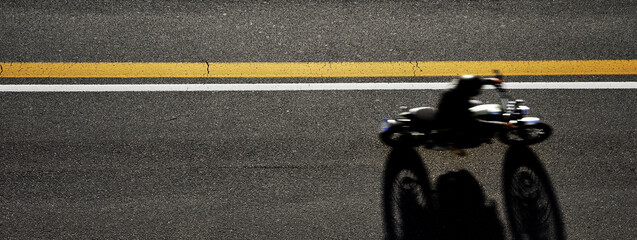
[453,75,483,97]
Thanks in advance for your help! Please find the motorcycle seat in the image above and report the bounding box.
[409,107,437,122]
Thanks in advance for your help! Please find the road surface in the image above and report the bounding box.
[1,1,636,239]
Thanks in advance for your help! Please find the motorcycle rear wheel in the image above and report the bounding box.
[380,127,419,147]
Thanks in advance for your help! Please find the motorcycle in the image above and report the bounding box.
[379,74,552,150]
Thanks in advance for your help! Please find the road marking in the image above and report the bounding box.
[1,82,635,92]
[0,60,636,78]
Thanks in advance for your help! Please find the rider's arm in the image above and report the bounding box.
[479,77,513,128]
[481,77,503,86]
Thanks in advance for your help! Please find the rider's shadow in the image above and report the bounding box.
[382,147,504,240]
[383,146,565,240]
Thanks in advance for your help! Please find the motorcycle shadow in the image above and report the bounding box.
[382,146,566,240]
[502,145,566,240]
[382,147,504,240]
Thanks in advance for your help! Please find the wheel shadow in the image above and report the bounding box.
[502,145,566,240]
[382,147,433,239]
[382,147,504,240]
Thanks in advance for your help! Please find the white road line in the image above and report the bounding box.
[0,82,636,92]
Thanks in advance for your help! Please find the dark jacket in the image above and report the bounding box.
[435,89,479,130]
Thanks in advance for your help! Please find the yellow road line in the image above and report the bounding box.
[0,60,635,78]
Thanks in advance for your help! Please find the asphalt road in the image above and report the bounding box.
[2,1,636,239]
[2,0,635,63]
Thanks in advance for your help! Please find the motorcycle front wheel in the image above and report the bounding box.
[499,123,552,145]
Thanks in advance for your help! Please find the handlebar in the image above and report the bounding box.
[482,70,507,94]
[483,70,512,107]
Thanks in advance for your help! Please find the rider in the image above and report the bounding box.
[435,74,511,149]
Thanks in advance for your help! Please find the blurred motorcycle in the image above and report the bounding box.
[379,73,552,150]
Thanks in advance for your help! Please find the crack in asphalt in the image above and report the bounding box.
[205,61,210,76]
[415,61,423,75]
[319,62,328,78]
[410,60,423,77]
[0,63,4,77]
[316,62,329,78]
